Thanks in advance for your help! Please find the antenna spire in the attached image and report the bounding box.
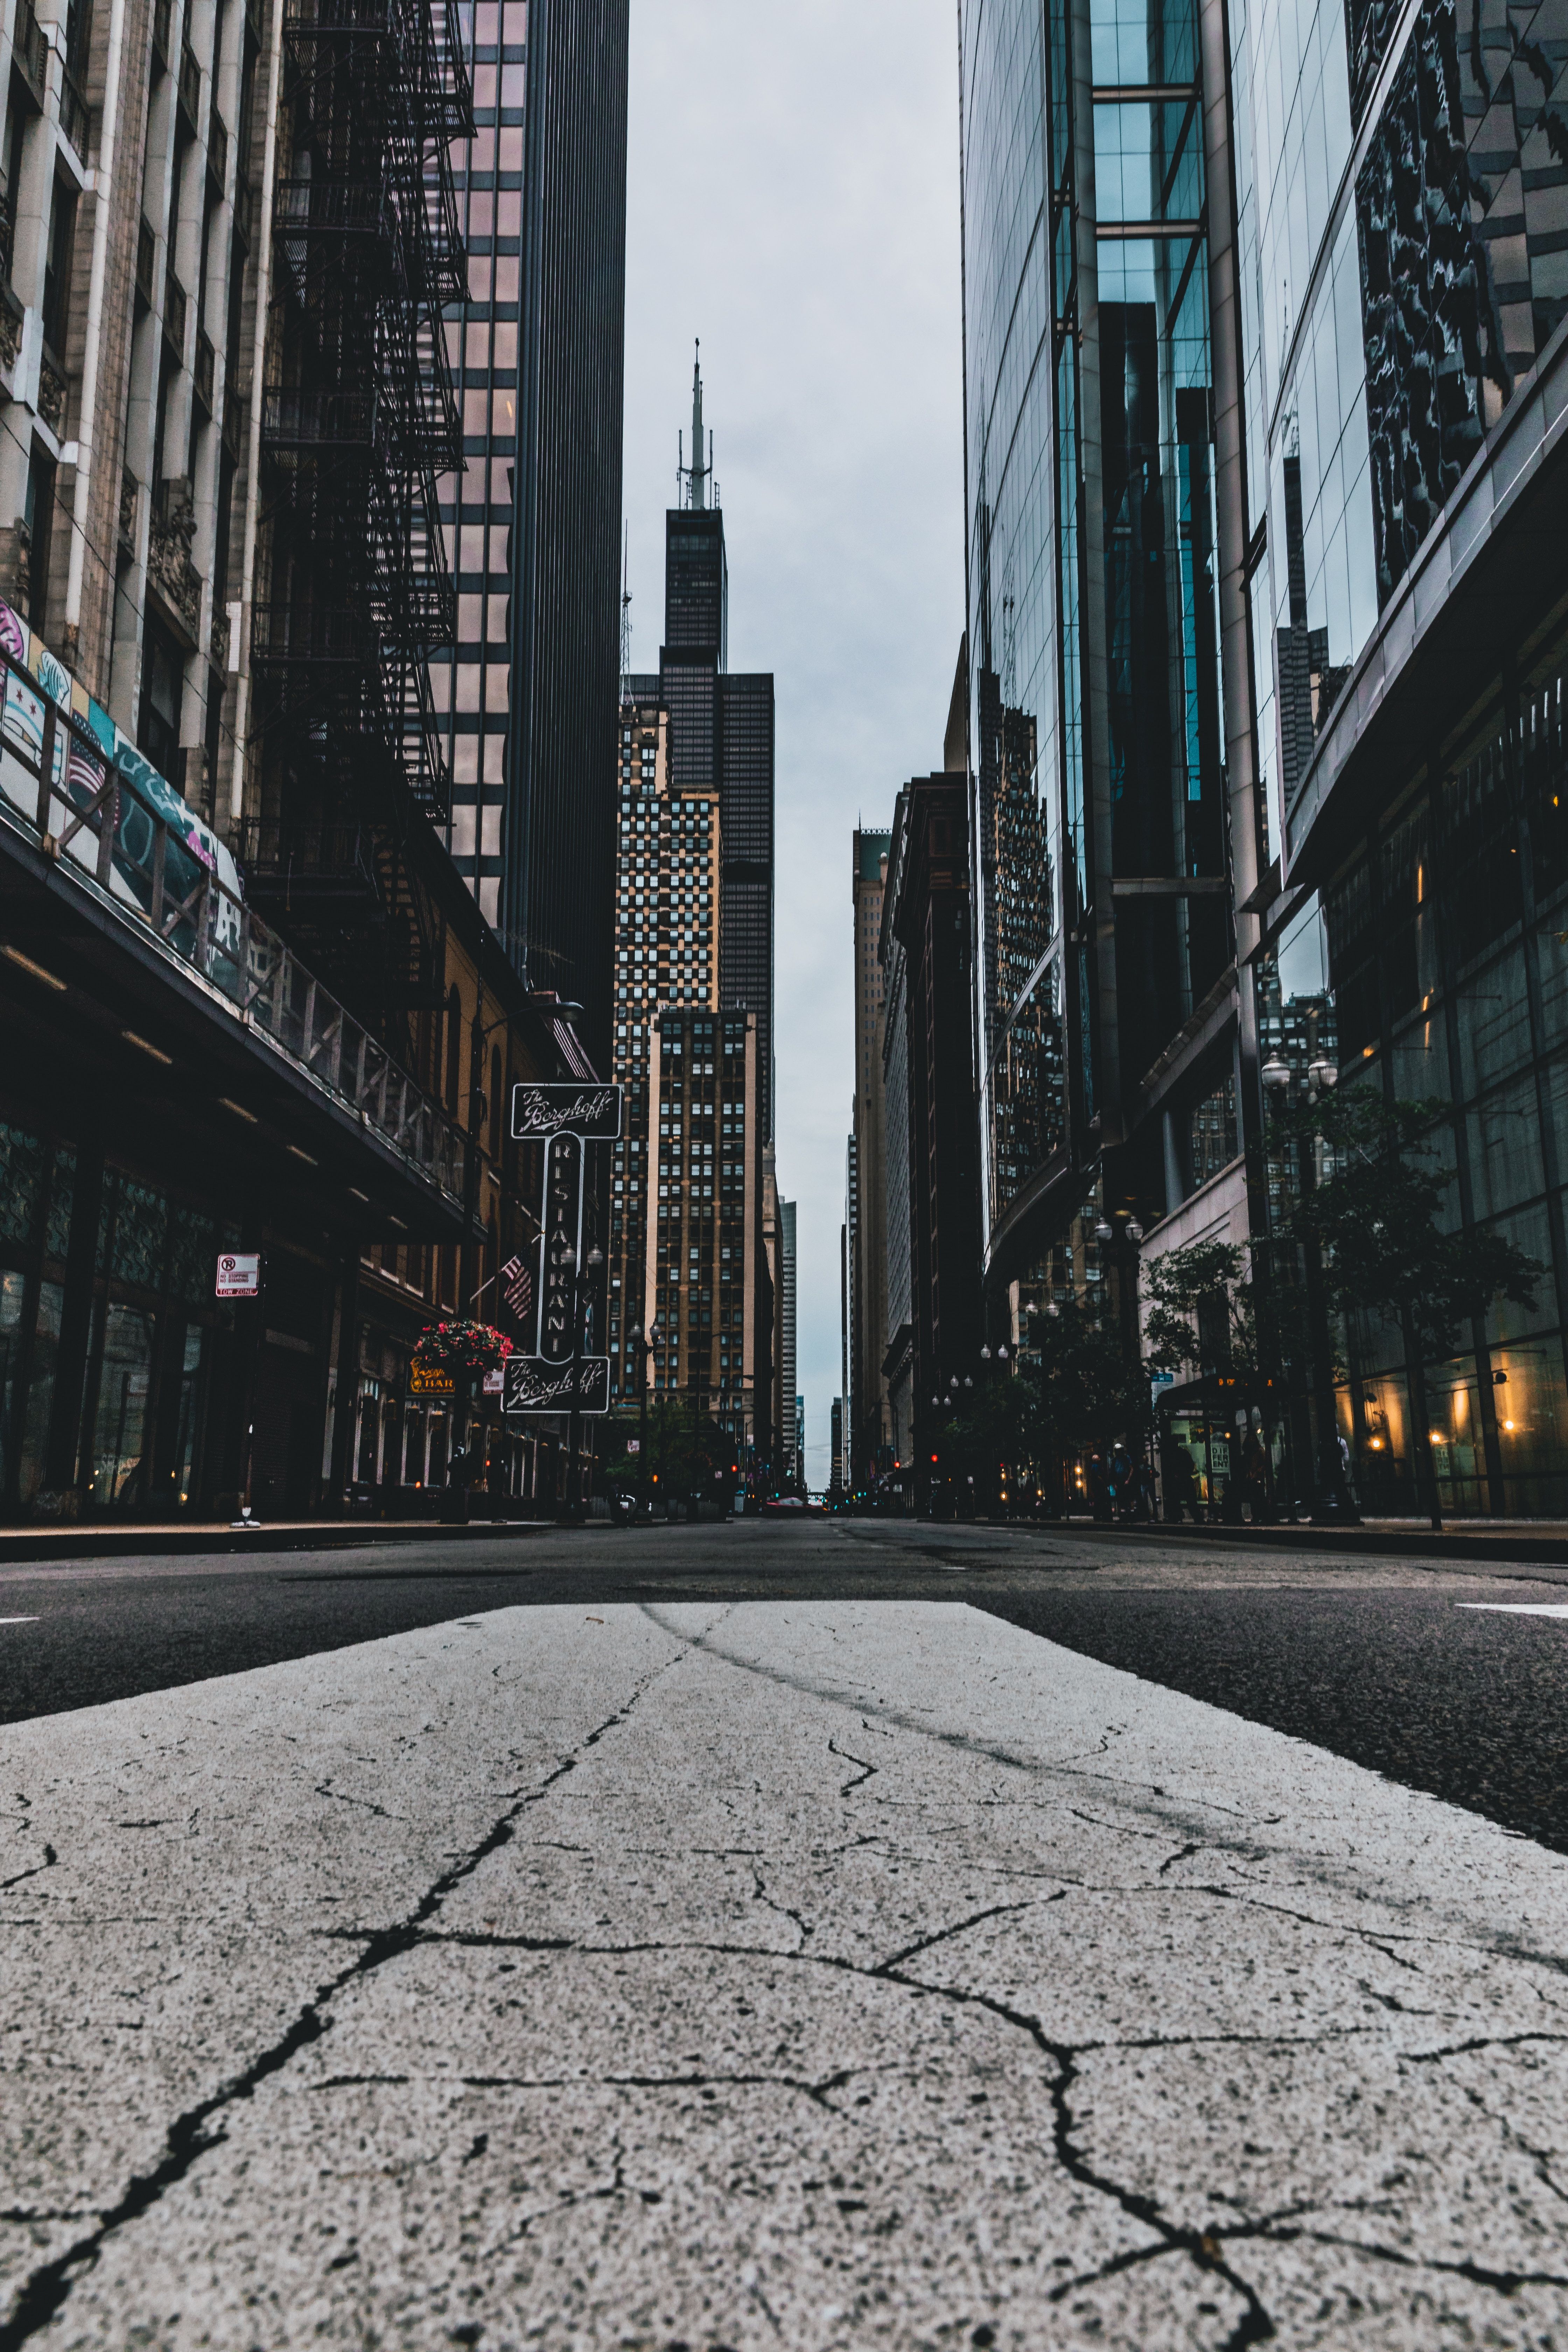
[691,342,705,510]
[677,340,711,510]
[619,521,632,684]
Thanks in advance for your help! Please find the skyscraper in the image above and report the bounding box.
[434,0,629,1063]
[1224,0,1568,1517]
[959,0,1568,1521]
[882,769,984,1510]
[626,356,776,1136]
[849,828,891,1479]
[780,1197,797,1483]
[604,694,764,1457]
[958,0,1252,1342]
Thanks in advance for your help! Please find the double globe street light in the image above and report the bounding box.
[626,1314,662,1517]
[1261,1042,1357,1520]
[558,1242,604,1526]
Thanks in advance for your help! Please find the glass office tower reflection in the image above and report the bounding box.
[1226,0,1568,1515]
[961,0,1228,1272]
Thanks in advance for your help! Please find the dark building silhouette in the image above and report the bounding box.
[415,0,628,1069]
[501,0,629,1066]
[628,354,775,1135]
[883,770,984,1510]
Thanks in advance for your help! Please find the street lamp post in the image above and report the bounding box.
[1263,1043,1359,1524]
[560,1242,604,1526]
[628,1316,660,1517]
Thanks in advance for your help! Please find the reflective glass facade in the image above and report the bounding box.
[961,0,1227,1273]
[1230,0,1568,1512]
[1235,0,1568,861]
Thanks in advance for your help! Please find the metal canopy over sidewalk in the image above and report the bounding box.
[0,650,474,1244]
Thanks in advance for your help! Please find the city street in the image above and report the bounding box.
[4,1521,1568,2347]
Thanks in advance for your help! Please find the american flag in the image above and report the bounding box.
[500,1254,532,1326]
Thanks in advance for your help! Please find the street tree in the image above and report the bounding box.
[1142,1240,1260,1385]
[1278,1090,1539,1525]
[939,1300,1151,1514]
[598,1396,735,1513]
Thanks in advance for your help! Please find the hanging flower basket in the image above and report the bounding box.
[413,1320,515,1376]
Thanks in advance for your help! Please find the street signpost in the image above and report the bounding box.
[510,1082,623,1142]
[505,1080,621,1422]
[502,1356,610,1414]
[215,1252,261,1298]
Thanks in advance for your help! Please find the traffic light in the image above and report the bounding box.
[930,1452,939,1465]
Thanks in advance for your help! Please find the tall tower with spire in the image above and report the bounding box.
[623,350,774,1138]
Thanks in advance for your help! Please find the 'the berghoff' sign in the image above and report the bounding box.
[510,1083,623,1141]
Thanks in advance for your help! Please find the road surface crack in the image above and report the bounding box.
[313,1783,394,1819]
[0,1675,663,2351]
[827,1737,878,1795]
[750,1865,812,1943]
[0,1844,55,1893]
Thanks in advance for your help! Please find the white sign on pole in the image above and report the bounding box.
[215,1252,261,1299]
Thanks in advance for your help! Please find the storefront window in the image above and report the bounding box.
[0,1121,45,1249]
[356,1392,380,1483]
[43,1147,74,1262]
[88,1301,156,1507]
[20,1281,61,1507]
[106,1178,169,1290]
[167,1324,205,1508]
[0,1271,23,1500]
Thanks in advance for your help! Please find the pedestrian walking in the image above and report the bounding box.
[1163,1441,1200,1525]
[1242,1429,1271,1522]
[441,1440,470,1527]
[1112,1443,1135,1521]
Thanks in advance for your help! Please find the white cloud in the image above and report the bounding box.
[624,0,965,1464]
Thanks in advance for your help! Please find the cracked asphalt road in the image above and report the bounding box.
[4,1532,1568,2346]
[6,1516,1568,1847]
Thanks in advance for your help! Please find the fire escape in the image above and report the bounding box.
[246,0,471,1035]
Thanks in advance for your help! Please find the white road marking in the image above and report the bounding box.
[0,1615,38,1623]
[1456,1602,1568,1618]
[8,1602,1568,2344]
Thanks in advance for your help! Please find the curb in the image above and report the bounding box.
[1039,1519,1568,1565]
[0,1520,554,1567]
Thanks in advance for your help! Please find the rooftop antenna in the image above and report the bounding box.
[677,339,710,510]
[619,521,632,686]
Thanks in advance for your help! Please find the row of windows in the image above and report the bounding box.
[458,188,523,239]
[467,63,526,108]
[448,124,527,174]
[429,664,510,714]
[459,2,527,46]
[445,319,521,370]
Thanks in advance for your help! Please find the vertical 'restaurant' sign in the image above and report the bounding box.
[502,1082,621,1414]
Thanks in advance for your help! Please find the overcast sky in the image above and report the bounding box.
[623,0,966,1480]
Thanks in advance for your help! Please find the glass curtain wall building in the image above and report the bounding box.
[1231,0,1568,1514]
[434,0,628,1063]
[959,0,1251,1322]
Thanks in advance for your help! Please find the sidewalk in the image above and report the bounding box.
[1087,1513,1568,1562]
[0,1514,553,1566]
